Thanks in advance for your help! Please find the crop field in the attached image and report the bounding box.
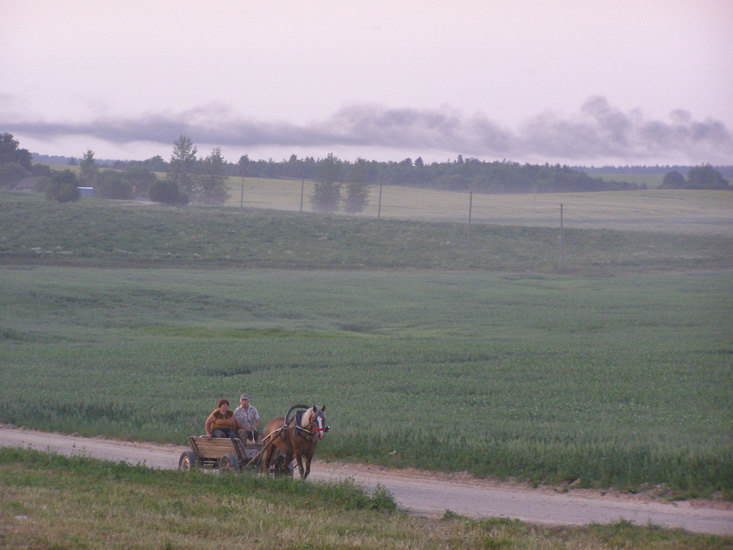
[1,263,731,496]
[1,191,731,497]
[222,177,733,236]
[2,193,732,276]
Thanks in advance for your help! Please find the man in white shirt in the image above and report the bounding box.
[234,393,261,443]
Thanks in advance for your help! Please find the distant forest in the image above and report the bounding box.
[31,151,733,194]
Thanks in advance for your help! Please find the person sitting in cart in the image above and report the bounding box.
[234,393,261,443]
[205,398,238,439]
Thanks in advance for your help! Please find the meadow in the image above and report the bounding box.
[4,449,727,549]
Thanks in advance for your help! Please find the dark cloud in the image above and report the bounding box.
[3,97,731,163]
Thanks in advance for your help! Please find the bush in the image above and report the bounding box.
[149,180,189,205]
[45,171,81,202]
[0,163,29,188]
[97,171,133,200]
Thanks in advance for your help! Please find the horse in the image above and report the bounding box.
[261,405,327,479]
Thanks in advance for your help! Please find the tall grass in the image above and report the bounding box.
[1,266,730,496]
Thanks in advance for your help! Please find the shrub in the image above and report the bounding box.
[149,179,189,205]
[97,170,133,199]
[45,171,81,202]
[0,163,28,188]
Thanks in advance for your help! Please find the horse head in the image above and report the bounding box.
[302,405,328,441]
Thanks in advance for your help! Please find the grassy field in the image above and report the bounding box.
[0,191,731,498]
[1,264,731,497]
[1,449,728,549]
[221,177,733,236]
[2,192,732,275]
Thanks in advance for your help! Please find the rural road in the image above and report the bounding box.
[1,425,731,536]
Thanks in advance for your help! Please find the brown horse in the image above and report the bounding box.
[261,405,327,479]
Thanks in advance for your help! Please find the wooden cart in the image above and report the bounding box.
[178,436,293,476]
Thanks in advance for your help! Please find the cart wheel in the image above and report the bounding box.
[218,454,240,472]
[272,454,295,477]
[179,451,198,471]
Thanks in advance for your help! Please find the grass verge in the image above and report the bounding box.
[1,448,728,549]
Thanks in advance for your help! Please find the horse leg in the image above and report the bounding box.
[303,449,315,480]
[261,443,276,474]
[294,452,306,479]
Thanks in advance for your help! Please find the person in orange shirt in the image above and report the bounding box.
[205,398,238,438]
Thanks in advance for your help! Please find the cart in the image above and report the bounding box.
[178,436,293,476]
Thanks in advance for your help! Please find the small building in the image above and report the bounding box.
[78,186,94,196]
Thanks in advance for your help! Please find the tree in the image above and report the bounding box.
[79,150,98,187]
[96,170,133,199]
[0,163,28,189]
[311,153,342,212]
[121,167,157,198]
[661,170,685,188]
[343,157,370,213]
[168,135,198,195]
[0,133,32,169]
[687,164,729,189]
[45,170,81,202]
[149,180,188,205]
[199,147,229,204]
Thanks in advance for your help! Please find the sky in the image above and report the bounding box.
[1,0,732,166]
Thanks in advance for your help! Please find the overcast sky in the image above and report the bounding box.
[2,0,732,165]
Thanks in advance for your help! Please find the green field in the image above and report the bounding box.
[0,191,731,498]
[223,177,733,236]
[5,449,725,549]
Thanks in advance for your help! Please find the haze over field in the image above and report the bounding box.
[1,0,731,165]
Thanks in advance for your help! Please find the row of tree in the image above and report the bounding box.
[661,165,730,189]
[113,149,644,195]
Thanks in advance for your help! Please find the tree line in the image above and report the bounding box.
[661,165,730,190]
[113,149,645,194]
[3,131,729,208]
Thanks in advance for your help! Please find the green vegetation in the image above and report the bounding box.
[1,192,732,273]
[0,188,731,500]
[1,264,731,497]
[1,449,727,549]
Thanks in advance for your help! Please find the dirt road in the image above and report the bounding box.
[1,425,731,536]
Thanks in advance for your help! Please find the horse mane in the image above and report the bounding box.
[300,407,314,427]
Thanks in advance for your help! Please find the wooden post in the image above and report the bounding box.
[299,178,304,213]
[377,182,383,222]
[467,191,473,249]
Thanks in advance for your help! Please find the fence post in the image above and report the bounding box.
[299,178,305,213]
[559,203,564,268]
[377,182,383,222]
[467,191,473,249]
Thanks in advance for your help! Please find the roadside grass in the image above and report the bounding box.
[1,192,732,275]
[0,449,728,549]
[1,266,731,497]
